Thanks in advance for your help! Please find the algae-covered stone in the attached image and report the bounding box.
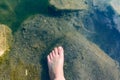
[0,24,13,57]
[9,14,120,80]
[49,0,88,10]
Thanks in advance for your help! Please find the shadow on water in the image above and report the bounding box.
[40,38,63,80]
[40,49,50,80]
[0,0,49,33]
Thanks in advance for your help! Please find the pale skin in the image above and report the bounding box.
[47,46,65,80]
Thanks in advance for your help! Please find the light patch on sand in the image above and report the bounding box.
[0,25,7,57]
[0,51,4,56]
[110,0,120,15]
[25,69,28,76]
[0,24,13,57]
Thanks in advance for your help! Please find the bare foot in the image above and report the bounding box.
[47,46,65,80]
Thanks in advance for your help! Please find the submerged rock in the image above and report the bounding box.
[61,33,120,80]
[0,24,13,57]
[9,14,120,80]
[49,0,88,10]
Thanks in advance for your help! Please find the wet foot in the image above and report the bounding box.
[47,46,65,80]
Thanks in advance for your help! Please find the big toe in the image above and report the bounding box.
[58,46,64,56]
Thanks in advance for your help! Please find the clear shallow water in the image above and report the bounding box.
[87,6,120,61]
[0,0,49,79]
[0,0,49,33]
[0,0,120,80]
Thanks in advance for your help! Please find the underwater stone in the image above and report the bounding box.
[49,0,88,10]
[11,14,120,80]
[0,24,13,57]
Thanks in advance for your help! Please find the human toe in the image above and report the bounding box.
[50,52,53,60]
[58,46,64,56]
[47,55,51,62]
[54,47,58,56]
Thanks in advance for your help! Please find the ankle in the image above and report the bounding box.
[54,77,65,80]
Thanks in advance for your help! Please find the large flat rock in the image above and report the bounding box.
[49,0,88,10]
[8,14,120,80]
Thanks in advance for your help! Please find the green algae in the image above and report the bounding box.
[0,0,49,33]
[10,59,40,80]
